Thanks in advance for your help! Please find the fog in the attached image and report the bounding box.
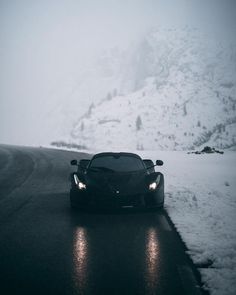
[0,0,235,146]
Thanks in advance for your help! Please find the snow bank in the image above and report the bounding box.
[139,150,236,295]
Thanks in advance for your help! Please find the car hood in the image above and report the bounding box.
[84,170,147,195]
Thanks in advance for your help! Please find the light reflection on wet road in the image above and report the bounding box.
[145,228,160,292]
[70,212,188,295]
[73,227,88,293]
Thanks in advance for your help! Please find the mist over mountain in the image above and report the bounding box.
[1,0,236,148]
[52,27,236,151]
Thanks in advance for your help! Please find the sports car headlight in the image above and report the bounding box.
[74,174,86,190]
[149,175,161,191]
[149,182,157,191]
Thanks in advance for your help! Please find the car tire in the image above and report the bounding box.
[70,200,77,209]
[70,189,78,210]
[158,203,164,210]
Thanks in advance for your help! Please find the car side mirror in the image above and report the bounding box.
[70,159,78,166]
[156,160,163,166]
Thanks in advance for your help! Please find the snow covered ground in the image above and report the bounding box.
[138,150,236,295]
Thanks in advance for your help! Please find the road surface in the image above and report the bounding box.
[0,145,204,295]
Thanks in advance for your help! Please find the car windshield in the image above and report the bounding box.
[89,155,145,172]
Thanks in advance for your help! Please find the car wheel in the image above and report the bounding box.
[70,200,77,209]
[70,189,78,210]
[158,203,164,210]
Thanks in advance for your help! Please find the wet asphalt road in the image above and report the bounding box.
[0,145,203,295]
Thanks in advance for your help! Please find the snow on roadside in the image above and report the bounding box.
[140,150,236,295]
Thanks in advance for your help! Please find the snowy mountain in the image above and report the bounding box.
[52,27,236,151]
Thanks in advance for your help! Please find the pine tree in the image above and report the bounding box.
[183,103,187,116]
[106,92,112,100]
[80,122,84,132]
[87,103,94,116]
[136,115,142,131]
[113,88,117,97]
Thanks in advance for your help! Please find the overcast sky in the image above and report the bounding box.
[0,0,235,145]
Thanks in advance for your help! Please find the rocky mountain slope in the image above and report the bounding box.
[52,27,236,151]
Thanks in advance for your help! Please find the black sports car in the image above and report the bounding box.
[70,152,164,210]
